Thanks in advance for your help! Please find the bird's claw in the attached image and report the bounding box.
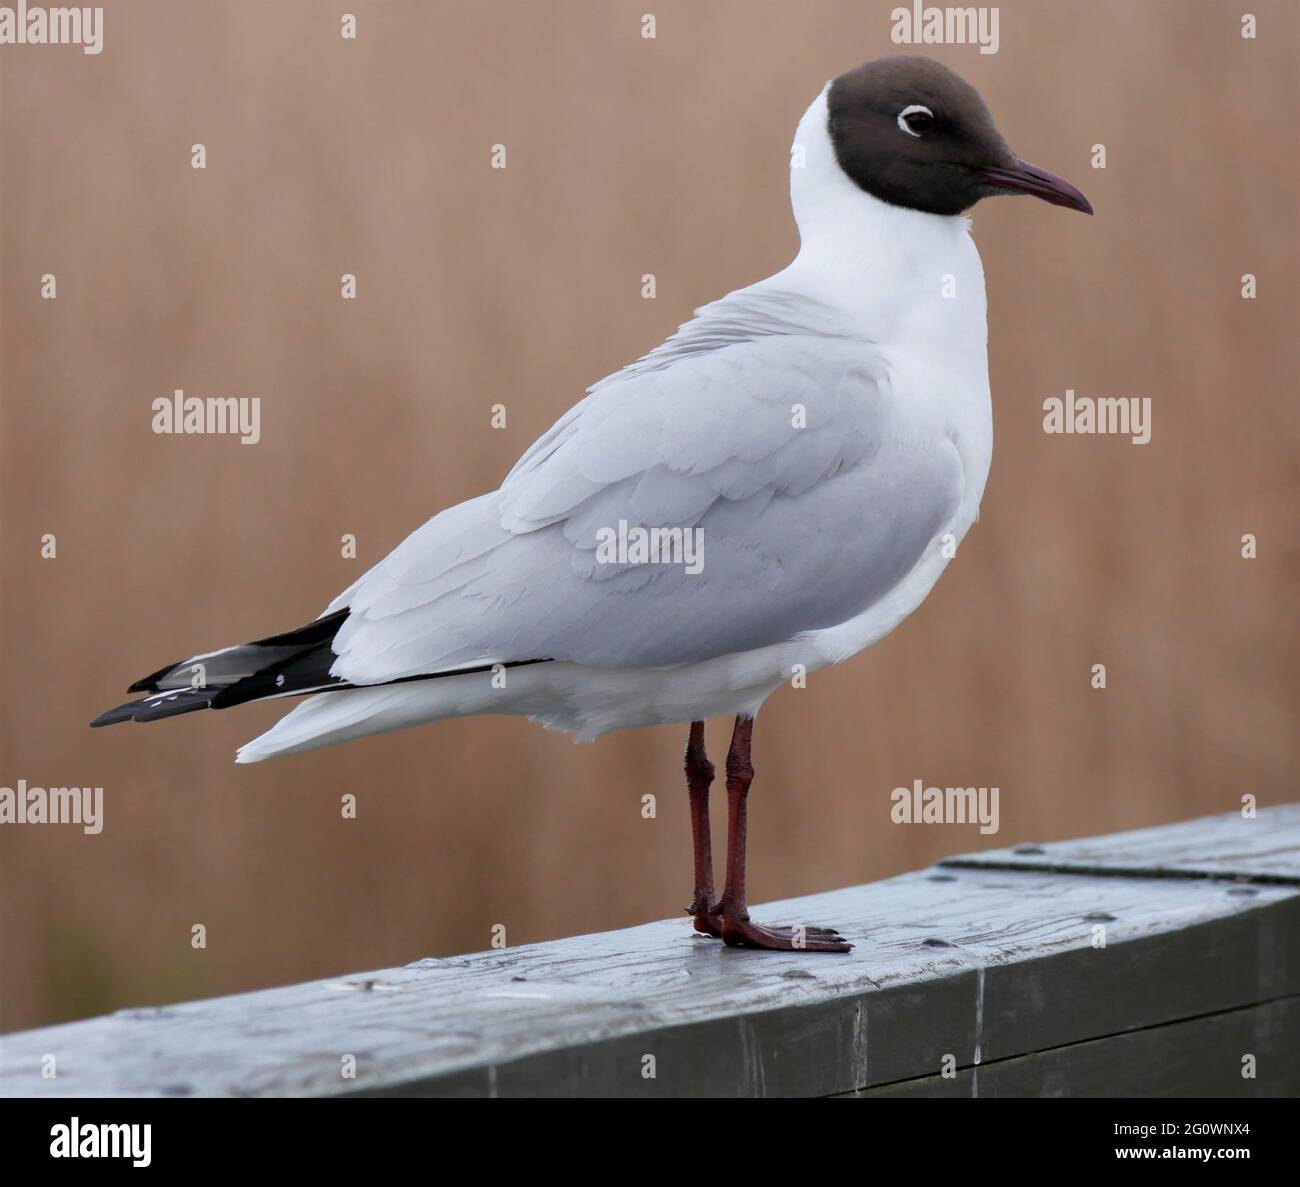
[691,907,851,952]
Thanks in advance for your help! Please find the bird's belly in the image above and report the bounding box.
[501,526,976,740]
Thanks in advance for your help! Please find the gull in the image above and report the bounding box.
[94,56,1091,952]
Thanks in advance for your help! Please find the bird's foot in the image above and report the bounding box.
[686,896,723,938]
[688,897,851,952]
[716,908,851,953]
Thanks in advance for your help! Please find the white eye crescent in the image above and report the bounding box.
[897,104,936,137]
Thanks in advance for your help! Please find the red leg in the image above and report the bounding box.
[712,715,851,953]
[684,721,722,936]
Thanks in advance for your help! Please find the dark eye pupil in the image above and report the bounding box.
[906,112,934,132]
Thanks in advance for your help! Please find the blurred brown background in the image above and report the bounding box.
[1,1,1296,1033]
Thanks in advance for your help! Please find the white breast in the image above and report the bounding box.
[778,86,994,668]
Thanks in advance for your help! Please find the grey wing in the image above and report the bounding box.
[327,305,962,682]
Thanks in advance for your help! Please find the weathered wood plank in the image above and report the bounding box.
[942,805,1300,884]
[2,808,1296,1098]
[848,996,1300,1098]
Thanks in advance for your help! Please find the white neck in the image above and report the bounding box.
[778,86,987,359]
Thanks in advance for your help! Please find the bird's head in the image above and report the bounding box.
[825,55,1092,217]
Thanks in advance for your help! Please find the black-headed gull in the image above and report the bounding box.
[95,57,1090,952]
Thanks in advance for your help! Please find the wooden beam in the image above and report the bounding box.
[1,807,1296,1097]
[848,998,1300,1098]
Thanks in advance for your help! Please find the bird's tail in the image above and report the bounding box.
[233,682,471,763]
[90,610,351,728]
[93,609,553,761]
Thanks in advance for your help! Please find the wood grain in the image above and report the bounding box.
[2,807,1296,1097]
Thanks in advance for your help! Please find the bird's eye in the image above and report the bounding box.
[897,105,936,137]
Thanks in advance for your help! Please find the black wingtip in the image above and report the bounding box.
[92,686,220,727]
[91,704,138,728]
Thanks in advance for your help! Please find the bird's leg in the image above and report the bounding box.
[684,720,722,936]
[713,715,852,953]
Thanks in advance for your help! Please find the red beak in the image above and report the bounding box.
[980,158,1093,214]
